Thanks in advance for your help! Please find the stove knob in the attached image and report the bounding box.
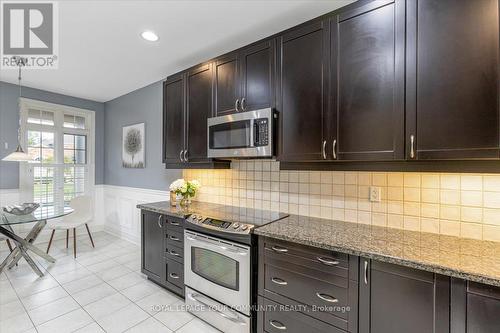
[241,225,248,231]
[233,223,240,229]
[191,215,197,220]
[197,216,203,220]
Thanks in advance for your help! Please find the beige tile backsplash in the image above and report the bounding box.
[183,160,500,241]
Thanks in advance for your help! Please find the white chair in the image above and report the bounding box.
[46,195,95,258]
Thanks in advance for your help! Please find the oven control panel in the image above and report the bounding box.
[186,214,254,234]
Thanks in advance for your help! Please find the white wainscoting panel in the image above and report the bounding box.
[101,185,169,244]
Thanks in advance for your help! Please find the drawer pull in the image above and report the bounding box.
[169,273,179,279]
[316,292,338,303]
[269,320,287,330]
[170,221,180,226]
[169,250,180,257]
[271,277,288,286]
[169,235,180,241]
[317,256,339,266]
[271,246,288,253]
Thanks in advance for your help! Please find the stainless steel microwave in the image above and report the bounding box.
[207,108,276,158]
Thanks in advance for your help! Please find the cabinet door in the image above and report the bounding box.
[163,74,185,163]
[141,211,164,283]
[451,279,500,333]
[333,0,405,161]
[214,53,240,116]
[406,0,500,159]
[239,40,275,112]
[277,21,330,162]
[359,259,449,333]
[186,63,213,162]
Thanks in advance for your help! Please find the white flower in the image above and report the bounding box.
[190,180,201,189]
[169,179,186,192]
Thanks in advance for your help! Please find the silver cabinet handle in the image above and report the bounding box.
[170,221,180,226]
[235,99,240,112]
[183,150,188,162]
[241,97,246,111]
[169,250,180,257]
[332,139,337,159]
[169,273,179,279]
[322,140,327,159]
[157,215,162,228]
[169,235,180,241]
[410,135,415,159]
[316,292,338,303]
[271,245,288,253]
[364,260,369,285]
[269,320,287,330]
[317,256,339,266]
[179,150,184,162]
[271,277,288,286]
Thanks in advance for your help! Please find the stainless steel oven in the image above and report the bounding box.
[184,230,251,333]
[207,108,275,158]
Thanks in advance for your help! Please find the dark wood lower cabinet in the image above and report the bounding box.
[451,278,500,333]
[141,211,164,285]
[141,210,185,297]
[359,259,450,333]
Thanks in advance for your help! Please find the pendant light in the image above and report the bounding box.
[2,56,31,162]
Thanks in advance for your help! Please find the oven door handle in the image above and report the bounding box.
[188,292,247,325]
[249,118,255,148]
[186,235,248,256]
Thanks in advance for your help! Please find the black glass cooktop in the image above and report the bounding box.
[201,205,288,228]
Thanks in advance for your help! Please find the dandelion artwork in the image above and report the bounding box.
[122,123,145,168]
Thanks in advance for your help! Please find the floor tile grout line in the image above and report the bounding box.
[3,269,38,331]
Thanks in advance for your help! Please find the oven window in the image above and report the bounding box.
[191,247,239,291]
[209,120,250,149]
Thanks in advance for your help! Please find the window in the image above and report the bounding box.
[20,99,95,210]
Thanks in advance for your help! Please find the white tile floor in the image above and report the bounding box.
[0,232,221,333]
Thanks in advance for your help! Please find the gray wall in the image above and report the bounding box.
[103,81,181,191]
[0,81,105,189]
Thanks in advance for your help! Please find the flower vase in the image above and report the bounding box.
[170,192,177,206]
[179,196,191,207]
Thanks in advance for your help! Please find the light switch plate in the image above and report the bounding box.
[369,186,381,202]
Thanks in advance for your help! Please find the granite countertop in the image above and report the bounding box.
[255,215,500,287]
[136,201,224,218]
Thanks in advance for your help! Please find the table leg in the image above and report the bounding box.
[18,246,44,277]
[0,220,56,275]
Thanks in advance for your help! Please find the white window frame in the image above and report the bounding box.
[18,98,95,204]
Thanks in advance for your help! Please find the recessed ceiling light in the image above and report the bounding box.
[141,30,159,42]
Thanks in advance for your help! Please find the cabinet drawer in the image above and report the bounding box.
[263,238,353,281]
[165,243,183,263]
[258,297,345,333]
[165,217,184,233]
[264,264,349,320]
[166,258,184,289]
[166,229,183,248]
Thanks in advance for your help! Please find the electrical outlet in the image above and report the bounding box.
[369,186,381,202]
[4,142,8,150]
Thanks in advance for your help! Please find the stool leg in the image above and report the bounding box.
[85,224,95,248]
[66,230,69,249]
[46,230,55,253]
[73,228,76,258]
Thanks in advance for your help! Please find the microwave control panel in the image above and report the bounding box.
[254,118,269,147]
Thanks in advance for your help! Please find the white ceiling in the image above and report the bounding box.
[0,0,353,102]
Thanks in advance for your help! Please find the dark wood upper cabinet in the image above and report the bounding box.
[185,63,213,162]
[163,74,185,164]
[240,40,275,112]
[359,259,450,333]
[214,54,240,116]
[406,0,500,160]
[277,21,330,162]
[332,0,405,161]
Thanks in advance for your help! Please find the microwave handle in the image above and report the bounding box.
[249,119,255,147]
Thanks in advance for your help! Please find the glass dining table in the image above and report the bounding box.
[0,204,73,277]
